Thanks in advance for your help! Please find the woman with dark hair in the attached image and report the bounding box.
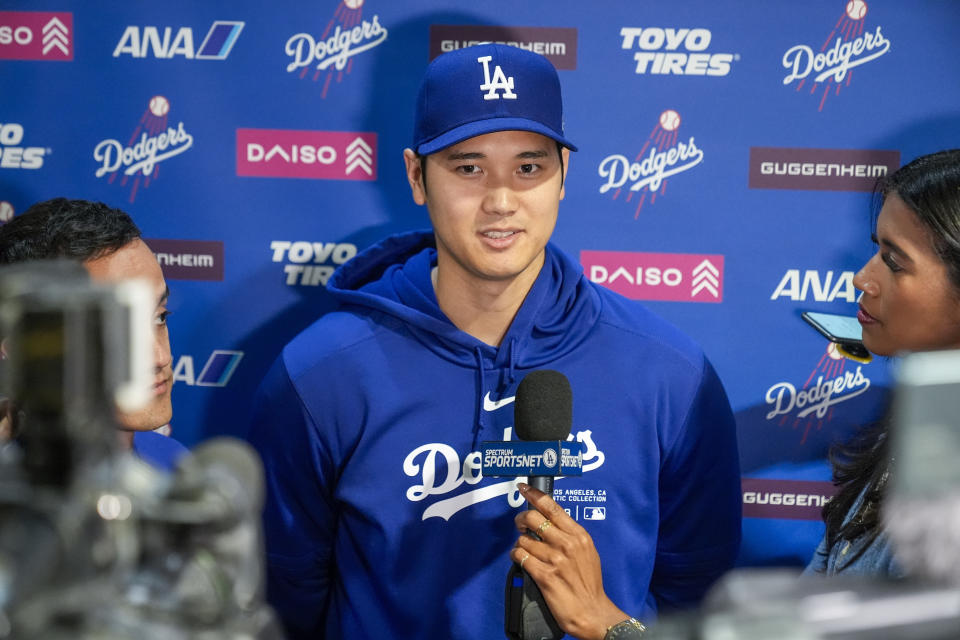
[806,148,960,576]
[508,149,960,638]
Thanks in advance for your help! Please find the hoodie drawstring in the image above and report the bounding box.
[472,338,520,450]
[472,346,486,450]
[506,337,519,384]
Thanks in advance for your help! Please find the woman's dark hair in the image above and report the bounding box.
[820,149,960,569]
[820,420,890,569]
[874,148,960,290]
[0,198,140,265]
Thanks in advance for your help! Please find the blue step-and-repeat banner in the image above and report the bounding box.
[2,0,959,567]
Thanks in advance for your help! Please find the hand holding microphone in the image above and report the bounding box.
[511,482,630,640]
[484,370,630,640]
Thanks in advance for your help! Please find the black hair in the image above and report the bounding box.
[874,149,960,291]
[819,420,890,570]
[416,140,568,194]
[0,198,141,265]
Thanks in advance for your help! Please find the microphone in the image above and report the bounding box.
[503,369,573,640]
[513,369,573,500]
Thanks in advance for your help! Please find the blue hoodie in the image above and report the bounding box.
[248,231,741,639]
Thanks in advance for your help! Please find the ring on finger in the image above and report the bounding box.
[536,519,552,536]
[520,553,530,570]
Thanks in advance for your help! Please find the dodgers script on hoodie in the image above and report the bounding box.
[248,231,741,639]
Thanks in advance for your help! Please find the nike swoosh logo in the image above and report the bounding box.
[483,392,515,412]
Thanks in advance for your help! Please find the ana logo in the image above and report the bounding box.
[772,269,859,302]
[404,426,606,521]
[782,1,890,111]
[619,27,738,76]
[429,25,577,69]
[285,0,388,99]
[478,54,517,100]
[93,96,194,203]
[598,110,703,217]
[144,239,224,282]
[0,123,50,170]
[0,12,72,61]
[113,21,244,59]
[270,240,358,287]
[237,129,376,181]
[173,350,243,387]
[749,147,900,192]
[764,343,871,443]
[581,250,723,303]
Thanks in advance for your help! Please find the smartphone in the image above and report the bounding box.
[801,310,872,363]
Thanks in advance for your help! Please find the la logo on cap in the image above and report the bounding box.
[478,55,517,101]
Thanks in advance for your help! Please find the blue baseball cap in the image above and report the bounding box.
[412,43,577,155]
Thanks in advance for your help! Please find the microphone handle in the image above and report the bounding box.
[505,474,564,640]
[527,476,554,541]
[527,475,554,502]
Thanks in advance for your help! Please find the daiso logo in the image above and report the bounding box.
[581,250,723,303]
[0,11,72,61]
[236,128,376,180]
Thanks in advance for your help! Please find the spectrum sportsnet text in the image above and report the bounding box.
[619,27,737,76]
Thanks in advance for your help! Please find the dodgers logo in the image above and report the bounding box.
[284,0,388,99]
[403,426,606,522]
[478,55,517,100]
[598,109,703,217]
[764,343,871,444]
[781,1,890,111]
[92,95,194,203]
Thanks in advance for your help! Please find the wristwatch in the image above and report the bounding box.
[604,617,646,639]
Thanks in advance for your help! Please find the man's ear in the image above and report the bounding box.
[403,148,427,205]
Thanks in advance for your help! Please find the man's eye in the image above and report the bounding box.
[519,164,539,174]
[155,310,171,327]
[457,165,480,175]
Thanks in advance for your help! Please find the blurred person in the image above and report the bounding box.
[0,198,185,470]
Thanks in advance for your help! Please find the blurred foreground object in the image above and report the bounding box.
[0,262,281,639]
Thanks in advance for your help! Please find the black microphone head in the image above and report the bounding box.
[514,370,572,441]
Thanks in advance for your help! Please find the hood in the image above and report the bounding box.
[328,230,602,372]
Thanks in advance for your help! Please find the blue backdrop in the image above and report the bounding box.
[3,0,959,567]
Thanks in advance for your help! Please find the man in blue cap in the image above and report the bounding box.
[249,43,740,640]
